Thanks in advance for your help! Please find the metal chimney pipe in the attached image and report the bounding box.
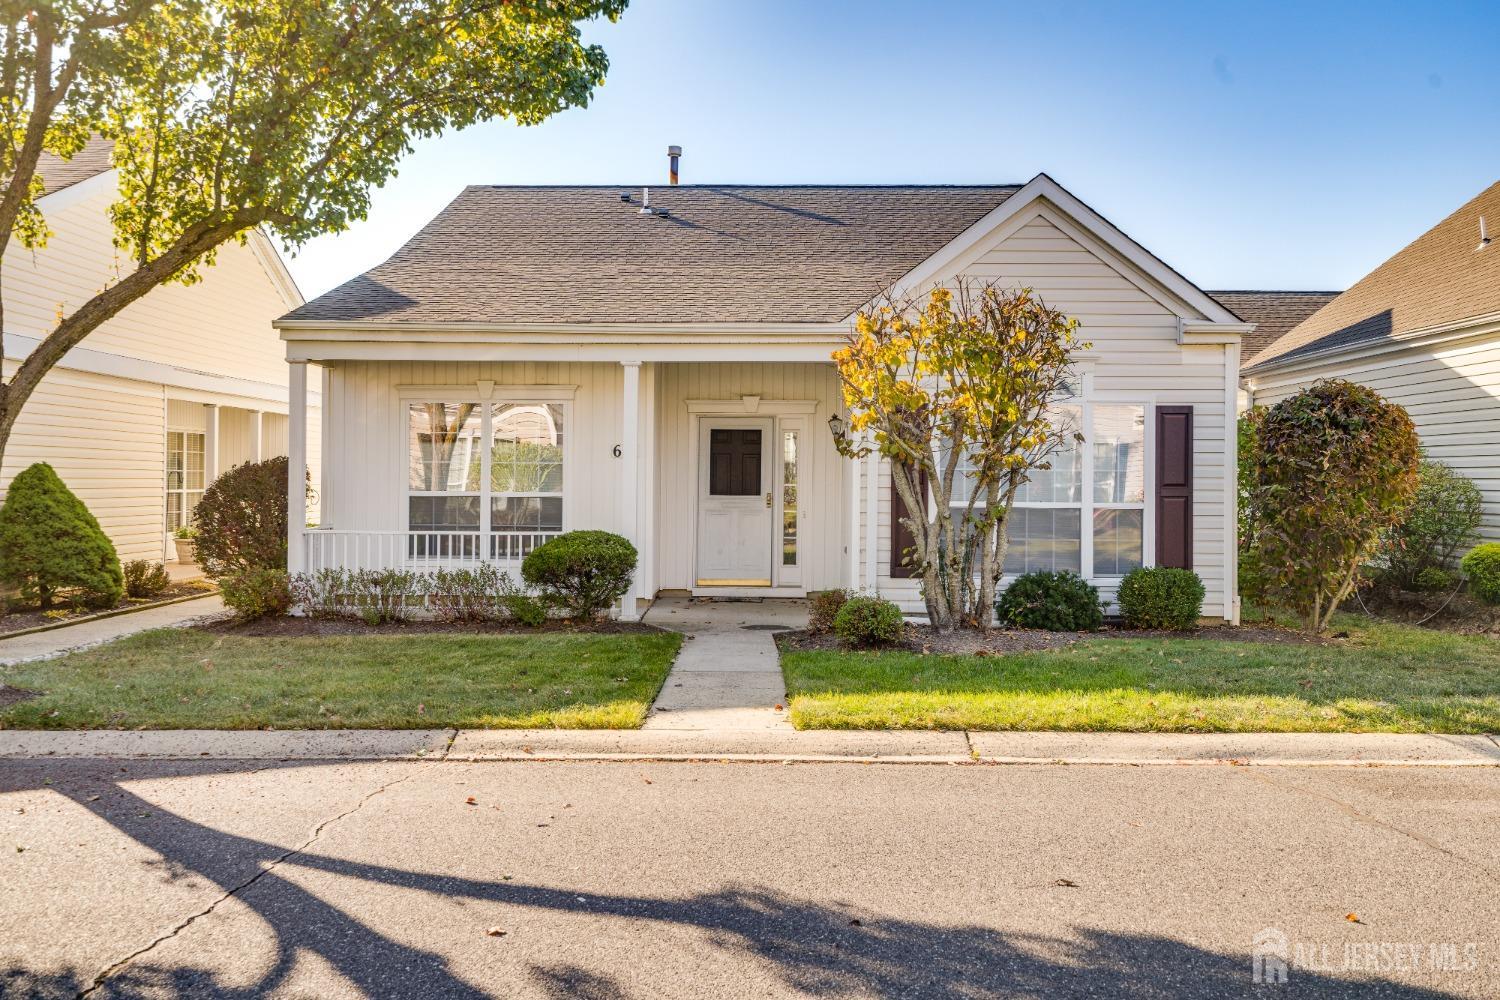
[668,145,682,185]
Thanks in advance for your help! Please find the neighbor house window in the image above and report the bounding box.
[406,399,565,560]
[166,430,206,532]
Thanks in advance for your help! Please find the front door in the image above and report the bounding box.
[696,418,774,586]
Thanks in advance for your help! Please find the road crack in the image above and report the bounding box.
[78,767,419,998]
[1239,767,1500,886]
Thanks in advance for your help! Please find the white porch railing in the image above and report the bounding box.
[302,529,562,573]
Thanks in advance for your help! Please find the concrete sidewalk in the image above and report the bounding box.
[3,728,1499,766]
[640,597,801,731]
[0,594,227,665]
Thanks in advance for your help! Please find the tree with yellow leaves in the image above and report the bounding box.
[832,280,1085,631]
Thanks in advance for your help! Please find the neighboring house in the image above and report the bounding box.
[0,139,322,564]
[1244,179,1500,545]
[275,172,1251,621]
[1209,291,1342,365]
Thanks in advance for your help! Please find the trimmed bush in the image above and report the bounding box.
[832,595,905,647]
[995,570,1103,632]
[1461,543,1500,605]
[193,456,300,577]
[1116,567,1205,631]
[521,530,637,620]
[346,569,424,625]
[1249,380,1420,632]
[429,564,504,623]
[220,567,292,619]
[291,568,347,619]
[123,560,172,600]
[0,463,123,609]
[500,589,548,627]
[807,589,851,634]
[1380,459,1484,591]
[1413,566,1457,594]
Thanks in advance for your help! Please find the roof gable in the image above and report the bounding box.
[282,185,1022,326]
[1247,179,1500,369]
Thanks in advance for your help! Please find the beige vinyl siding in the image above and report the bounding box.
[4,183,291,386]
[320,360,846,593]
[865,212,1235,618]
[1249,330,1500,546]
[0,364,168,562]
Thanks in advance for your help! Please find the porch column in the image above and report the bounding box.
[203,404,220,485]
[249,410,264,463]
[846,426,861,591]
[865,447,880,596]
[620,361,642,621]
[287,362,308,575]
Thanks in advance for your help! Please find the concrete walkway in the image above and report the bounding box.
[6,729,1499,766]
[0,594,227,664]
[640,597,805,731]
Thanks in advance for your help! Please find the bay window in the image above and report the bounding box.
[406,398,566,560]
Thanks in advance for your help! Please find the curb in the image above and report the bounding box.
[3,729,1499,768]
[0,589,220,642]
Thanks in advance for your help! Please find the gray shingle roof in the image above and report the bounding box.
[282,185,1022,325]
[36,137,114,195]
[1246,179,1500,370]
[1209,290,1341,362]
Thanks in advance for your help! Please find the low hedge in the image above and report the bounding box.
[995,571,1103,632]
[521,530,637,620]
[833,596,905,647]
[1116,567,1205,631]
[1461,543,1500,605]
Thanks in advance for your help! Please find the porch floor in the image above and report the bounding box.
[641,597,804,732]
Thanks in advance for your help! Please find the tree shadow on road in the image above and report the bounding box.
[0,760,1477,999]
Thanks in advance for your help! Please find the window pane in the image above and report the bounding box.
[408,402,481,492]
[491,496,563,532]
[1093,405,1146,504]
[1003,507,1081,575]
[166,492,183,531]
[782,430,798,566]
[408,495,480,531]
[491,403,564,493]
[1015,404,1083,504]
[1093,508,1144,576]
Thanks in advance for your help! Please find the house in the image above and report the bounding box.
[0,139,321,565]
[275,171,1251,621]
[1209,291,1342,366]
[1244,179,1500,545]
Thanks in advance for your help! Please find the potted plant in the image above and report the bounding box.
[173,525,199,564]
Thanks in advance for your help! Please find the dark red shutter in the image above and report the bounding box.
[1155,406,1193,569]
[889,467,927,578]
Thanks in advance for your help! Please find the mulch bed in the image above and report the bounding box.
[1357,587,1500,636]
[196,615,667,638]
[778,618,1323,655]
[0,582,217,637]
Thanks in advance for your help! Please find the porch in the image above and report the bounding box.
[284,357,856,620]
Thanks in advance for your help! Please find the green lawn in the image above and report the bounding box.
[781,616,1500,733]
[0,629,683,730]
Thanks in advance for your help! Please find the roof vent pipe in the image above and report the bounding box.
[668,145,681,185]
[1480,216,1491,250]
[638,186,651,215]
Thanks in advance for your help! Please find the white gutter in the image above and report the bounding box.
[1244,311,1500,380]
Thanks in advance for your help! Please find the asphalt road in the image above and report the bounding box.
[2,758,1498,999]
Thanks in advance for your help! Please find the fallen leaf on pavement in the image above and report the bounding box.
[1053,878,1079,888]
[642,775,653,785]
[486,927,507,937]
[1346,913,1362,924]
[465,796,477,805]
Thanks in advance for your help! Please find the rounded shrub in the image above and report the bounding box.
[1413,566,1457,594]
[1381,460,1484,590]
[807,589,851,634]
[832,595,905,647]
[123,560,172,600]
[1116,567,1205,630]
[521,530,637,620]
[194,457,299,577]
[995,570,1103,632]
[219,567,292,619]
[0,463,123,609]
[1461,543,1500,605]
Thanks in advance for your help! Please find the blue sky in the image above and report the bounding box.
[282,0,1500,300]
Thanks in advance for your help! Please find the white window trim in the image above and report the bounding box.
[165,427,207,532]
